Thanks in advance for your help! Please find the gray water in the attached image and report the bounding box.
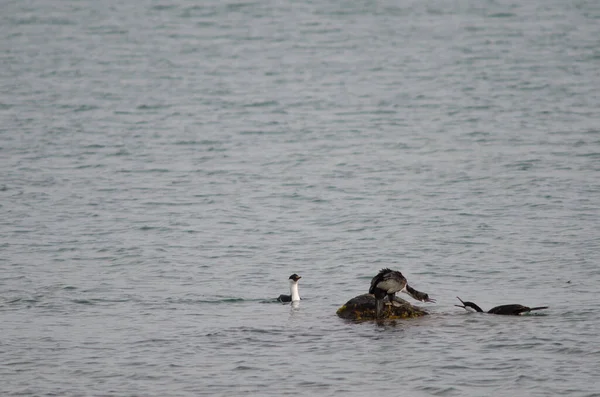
[2,0,600,396]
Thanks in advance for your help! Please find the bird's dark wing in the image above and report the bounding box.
[488,304,548,315]
[488,304,531,315]
[277,294,291,302]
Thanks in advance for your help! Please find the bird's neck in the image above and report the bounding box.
[289,281,300,301]
[466,302,484,312]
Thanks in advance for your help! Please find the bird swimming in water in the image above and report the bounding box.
[369,268,435,318]
[455,296,548,315]
[277,274,301,302]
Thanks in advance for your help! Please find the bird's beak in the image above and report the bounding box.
[420,294,436,303]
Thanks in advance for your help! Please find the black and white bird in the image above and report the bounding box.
[369,268,435,318]
[455,296,548,315]
[277,274,301,302]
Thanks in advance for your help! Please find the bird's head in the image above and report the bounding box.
[289,274,301,282]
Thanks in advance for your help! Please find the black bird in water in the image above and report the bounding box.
[455,296,548,315]
[277,274,301,302]
[369,268,435,318]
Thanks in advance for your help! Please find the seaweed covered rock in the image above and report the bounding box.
[336,294,428,321]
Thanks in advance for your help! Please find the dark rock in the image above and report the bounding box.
[336,294,428,321]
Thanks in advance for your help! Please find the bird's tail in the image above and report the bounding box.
[529,306,549,312]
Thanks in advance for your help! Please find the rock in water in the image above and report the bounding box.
[336,294,428,321]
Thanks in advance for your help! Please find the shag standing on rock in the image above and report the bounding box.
[455,296,548,315]
[277,274,301,302]
[369,268,435,318]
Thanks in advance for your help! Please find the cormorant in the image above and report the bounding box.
[455,296,548,315]
[369,268,435,318]
[277,274,301,302]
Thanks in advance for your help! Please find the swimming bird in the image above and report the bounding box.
[369,268,435,318]
[455,296,548,315]
[277,274,301,302]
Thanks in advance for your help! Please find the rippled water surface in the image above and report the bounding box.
[2,0,600,396]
